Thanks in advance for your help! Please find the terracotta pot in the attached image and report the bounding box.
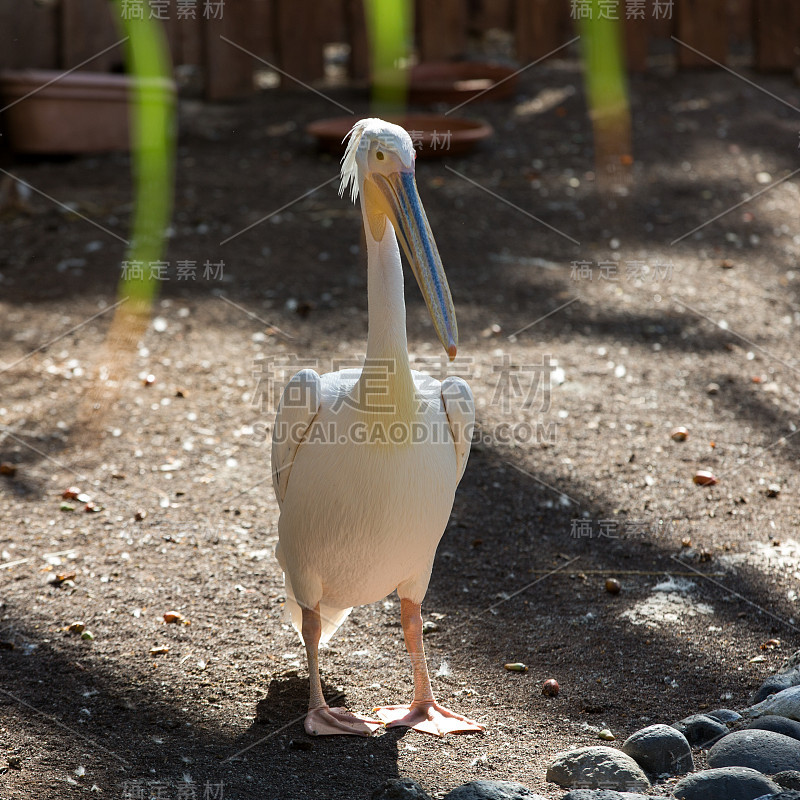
[0,70,171,154]
[307,114,493,159]
[404,62,519,106]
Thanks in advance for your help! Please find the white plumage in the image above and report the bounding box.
[271,118,481,737]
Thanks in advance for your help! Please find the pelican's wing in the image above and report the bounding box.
[271,368,322,506]
[441,376,475,484]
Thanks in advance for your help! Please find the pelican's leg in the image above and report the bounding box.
[374,598,484,736]
[302,603,382,737]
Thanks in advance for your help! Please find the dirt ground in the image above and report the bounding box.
[1,53,800,800]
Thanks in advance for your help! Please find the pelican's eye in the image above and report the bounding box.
[376,150,385,161]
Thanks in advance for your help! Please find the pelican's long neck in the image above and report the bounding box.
[358,202,416,418]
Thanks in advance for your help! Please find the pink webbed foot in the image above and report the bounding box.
[304,705,383,737]
[374,700,484,737]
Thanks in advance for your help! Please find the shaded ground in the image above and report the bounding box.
[1,55,800,800]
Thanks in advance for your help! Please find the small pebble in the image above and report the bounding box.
[706,382,720,395]
[605,578,621,595]
[542,679,559,697]
[598,729,615,741]
[693,470,718,486]
[766,484,781,498]
[62,487,81,500]
[480,324,503,339]
[421,621,438,634]
[670,427,689,441]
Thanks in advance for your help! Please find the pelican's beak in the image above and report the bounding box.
[367,169,458,360]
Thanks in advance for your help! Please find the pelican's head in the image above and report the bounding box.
[340,118,458,360]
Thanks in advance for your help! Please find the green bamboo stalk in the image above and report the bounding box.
[578,1,633,190]
[364,0,412,116]
[112,2,175,314]
[79,6,175,425]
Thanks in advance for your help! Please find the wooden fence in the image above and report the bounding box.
[1,0,798,101]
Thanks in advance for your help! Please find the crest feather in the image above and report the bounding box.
[339,118,373,204]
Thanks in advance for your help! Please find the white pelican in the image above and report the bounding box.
[272,118,480,737]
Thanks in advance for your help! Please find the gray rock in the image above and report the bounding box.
[784,650,800,671]
[745,685,800,721]
[673,767,781,800]
[546,746,650,792]
[774,772,800,790]
[672,713,729,747]
[753,793,800,800]
[372,778,432,800]
[442,781,545,800]
[707,708,742,724]
[561,792,663,800]
[621,724,693,775]
[752,665,800,704]
[744,715,800,742]
[708,730,800,773]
